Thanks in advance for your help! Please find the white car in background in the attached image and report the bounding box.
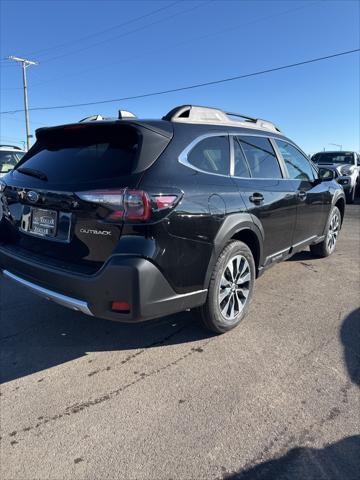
[312,151,360,203]
[0,145,25,177]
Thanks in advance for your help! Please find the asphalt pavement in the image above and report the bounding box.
[0,201,359,480]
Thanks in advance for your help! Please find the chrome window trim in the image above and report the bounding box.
[178,130,309,181]
[231,136,251,178]
[229,133,235,176]
[178,132,231,178]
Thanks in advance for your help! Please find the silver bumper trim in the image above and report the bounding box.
[2,270,94,316]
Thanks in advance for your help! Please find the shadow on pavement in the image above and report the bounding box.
[227,435,360,480]
[286,250,316,262]
[0,282,213,383]
[223,308,360,480]
[340,308,360,386]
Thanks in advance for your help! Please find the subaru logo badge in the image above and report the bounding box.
[26,191,40,203]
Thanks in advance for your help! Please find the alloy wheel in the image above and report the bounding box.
[327,212,340,252]
[218,255,251,323]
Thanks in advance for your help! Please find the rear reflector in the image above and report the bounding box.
[111,301,131,313]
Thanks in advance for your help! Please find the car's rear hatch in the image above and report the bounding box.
[0,120,173,273]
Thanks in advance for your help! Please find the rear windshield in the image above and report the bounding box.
[0,150,25,173]
[15,124,140,183]
[312,152,354,165]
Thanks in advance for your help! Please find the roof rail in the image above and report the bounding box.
[79,110,137,123]
[0,144,22,150]
[79,114,105,122]
[162,105,282,133]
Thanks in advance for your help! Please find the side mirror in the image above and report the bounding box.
[318,167,335,181]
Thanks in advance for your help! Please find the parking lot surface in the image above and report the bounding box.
[0,202,359,480]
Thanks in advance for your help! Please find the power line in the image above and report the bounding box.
[19,0,182,58]
[0,136,25,141]
[0,0,318,92]
[38,1,213,64]
[1,113,47,127]
[1,48,359,115]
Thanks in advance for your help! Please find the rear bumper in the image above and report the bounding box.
[0,247,207,322]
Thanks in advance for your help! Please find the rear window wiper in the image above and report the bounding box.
[17,167,48,181]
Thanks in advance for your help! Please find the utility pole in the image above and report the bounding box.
[7,56,39,151]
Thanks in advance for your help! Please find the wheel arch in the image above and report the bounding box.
[203,214,264,288]
[335,196,345,225]
[230,228,261,273]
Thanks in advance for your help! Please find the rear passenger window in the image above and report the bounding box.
[276,140,315,182]
[187,136,229,175]
[237,136,282,179]
[233,137,251,177]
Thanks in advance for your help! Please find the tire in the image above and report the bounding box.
[346,186,355,204]
[310,206,341,258]
[198,240,255,334]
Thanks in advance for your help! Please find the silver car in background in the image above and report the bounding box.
[0,145,25,177]
[312,151,360,203]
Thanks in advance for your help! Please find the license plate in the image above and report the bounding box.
[30,208,58,237]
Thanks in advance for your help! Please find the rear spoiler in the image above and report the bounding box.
[32,121,173,174]
[35,119,174,141]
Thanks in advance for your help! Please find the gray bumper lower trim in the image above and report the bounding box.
[2,270,93,316]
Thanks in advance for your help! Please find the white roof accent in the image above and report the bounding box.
[166,105,282,133]
[118,110,137,119]
[79,114,104,122]
[78,110,137,123]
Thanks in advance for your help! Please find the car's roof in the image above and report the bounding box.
[36,105,287,141]
[313,151,356,155]
[36,117,290,141]
[0,145,25,152]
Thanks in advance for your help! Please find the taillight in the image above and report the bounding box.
[125,190,151,220]
[75,188,179,222]
[154,195,177,210]
[76,190,125,206]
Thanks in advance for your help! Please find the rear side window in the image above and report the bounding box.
[187,135,229,175]
[16,124,143,184]
[276,140,315,181]
[237,136,282,179]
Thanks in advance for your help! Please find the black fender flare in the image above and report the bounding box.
[331,188,346,225]
[203,213,264,288]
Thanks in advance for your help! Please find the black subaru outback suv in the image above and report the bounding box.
[0,105,345,333]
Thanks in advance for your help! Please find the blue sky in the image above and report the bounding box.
[0,0,359,154]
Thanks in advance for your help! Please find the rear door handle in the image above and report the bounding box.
[298,191,307,201]
[249,193,264,204]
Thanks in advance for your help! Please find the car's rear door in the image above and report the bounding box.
[231,134,298,263]
[274,139,330,246]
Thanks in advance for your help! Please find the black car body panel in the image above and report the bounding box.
[0,108,346,322]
